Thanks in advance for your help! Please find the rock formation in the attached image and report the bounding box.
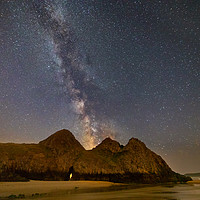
[0,129,191,183]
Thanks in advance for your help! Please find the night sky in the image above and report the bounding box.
[0,0,200,174]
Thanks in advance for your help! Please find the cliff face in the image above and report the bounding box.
[0,129,191,183]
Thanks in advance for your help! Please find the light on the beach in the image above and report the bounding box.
[70,173,72,180]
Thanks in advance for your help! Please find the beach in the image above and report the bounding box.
[1,180,200,200]
[0,180,123,199]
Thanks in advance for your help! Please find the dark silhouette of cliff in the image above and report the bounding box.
[0,129,191,183]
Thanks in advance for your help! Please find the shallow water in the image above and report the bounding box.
[25,183,200,200]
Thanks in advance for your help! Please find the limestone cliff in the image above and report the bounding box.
[0,129,191,183]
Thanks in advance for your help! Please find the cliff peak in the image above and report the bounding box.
[94,137,121,153]
[39,129,85,152]
[125,137,146,149]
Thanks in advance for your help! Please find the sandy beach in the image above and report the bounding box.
[1,180,200,200]
[0,180,122,198]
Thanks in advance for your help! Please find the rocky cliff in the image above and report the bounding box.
[0,129,191,183]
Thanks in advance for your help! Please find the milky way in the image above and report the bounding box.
[0,0,200,173]
[31,1,116,149]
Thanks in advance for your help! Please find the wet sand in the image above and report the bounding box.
[1,181,200,200]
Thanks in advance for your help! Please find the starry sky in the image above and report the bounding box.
[0,0,200,173]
